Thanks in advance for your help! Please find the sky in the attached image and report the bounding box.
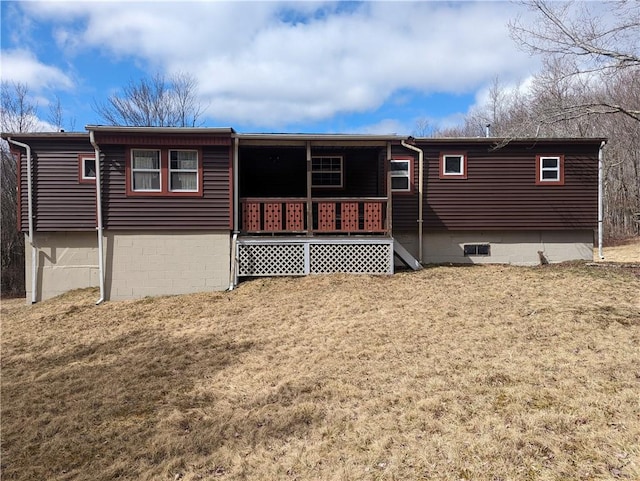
[0,0,543,135]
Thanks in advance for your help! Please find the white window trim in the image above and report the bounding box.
[169,149,199,192]
[81,156,96,181]
[131,149,162,192]
[539,156,561,182]
[442,154,465,176]
[390,158,411,192]
[311,155,344,188]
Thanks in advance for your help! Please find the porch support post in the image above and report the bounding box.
[306,141,313,236]
[233,136,239,233]
[386,142,393,236]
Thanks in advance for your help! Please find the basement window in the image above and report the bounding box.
[312,155,343,188]
[439,152,467,179]
[464,244,490,256]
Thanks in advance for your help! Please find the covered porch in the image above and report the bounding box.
[236,135,397,236]
[233,134,403,278]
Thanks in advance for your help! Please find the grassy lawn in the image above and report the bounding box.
[2,250,639,480]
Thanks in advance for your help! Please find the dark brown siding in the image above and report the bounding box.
[102,145,231,230]
[18,139,97,232]
[393,141,599,231]
[389,145,419,229]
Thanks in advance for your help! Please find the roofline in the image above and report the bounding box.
[85,125,235,134]
[234,132,405,142]
[412,136,608,144]
[1,132,89,140]
[2,129,606,145]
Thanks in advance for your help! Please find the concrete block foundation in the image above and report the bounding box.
[393,230,594,266]
[26,230,231,302]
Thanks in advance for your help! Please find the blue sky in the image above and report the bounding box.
[1,1,541,135]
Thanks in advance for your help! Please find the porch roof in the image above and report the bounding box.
[235,132,406,147]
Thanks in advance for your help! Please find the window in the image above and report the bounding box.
[78,154,96,183]
[536,155,564,185]
[464,244,490,256]
[312,155,343,188]
[169,150,198,192]
[439,152,467,179]
[131,149,161,191]
[126,148,202,197]
[390,158,412,192]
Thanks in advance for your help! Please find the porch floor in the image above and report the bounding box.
[236,236,394,277]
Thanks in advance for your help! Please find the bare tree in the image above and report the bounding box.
[94,72,205,127]
[1,81,38,295]
[510,0,640,123]
[412,117,433,137]
[47,95,64,132]
[1,81,39,133]
[172,72,205,128]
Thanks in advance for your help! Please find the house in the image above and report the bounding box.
[2,126,605,303]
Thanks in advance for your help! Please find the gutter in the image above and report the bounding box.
[89,130,106,304]
[7,138,37,304]
[598,140,606,260]
[401,139,424,263]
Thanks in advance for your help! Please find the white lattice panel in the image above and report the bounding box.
[310,243,392,274]
[237,243,305,276]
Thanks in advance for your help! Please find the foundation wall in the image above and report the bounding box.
[25,232,100,302]
[393,230,594,266]
[104,231,230,300]
[26,230,231,302]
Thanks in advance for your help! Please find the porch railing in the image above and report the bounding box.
[240,197,390,235]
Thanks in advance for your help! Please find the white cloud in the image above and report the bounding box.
[352,118,411,136]
[16,1,540,127]
[471,75,535,109]
[0,49,74,91]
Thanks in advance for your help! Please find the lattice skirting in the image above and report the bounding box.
[237,239,393,276]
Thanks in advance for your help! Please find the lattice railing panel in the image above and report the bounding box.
[286,202,305,231]
[264,202,282,231]
[310,243,392,274]
[317,202,336,231]
[340,202,359,231]
[238,243,305,276]
[243,202,261,232]
[364,202,383,231]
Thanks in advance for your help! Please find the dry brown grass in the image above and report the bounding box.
[596,238,640,263]
[2,263,639,481]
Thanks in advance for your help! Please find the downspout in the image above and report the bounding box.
[598,140,606,260]
[401,139,424,263]
[89,130,105,304]
[229,136,240,290]
[7,138,37,304]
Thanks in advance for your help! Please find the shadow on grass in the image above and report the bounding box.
[1,330,260,481]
